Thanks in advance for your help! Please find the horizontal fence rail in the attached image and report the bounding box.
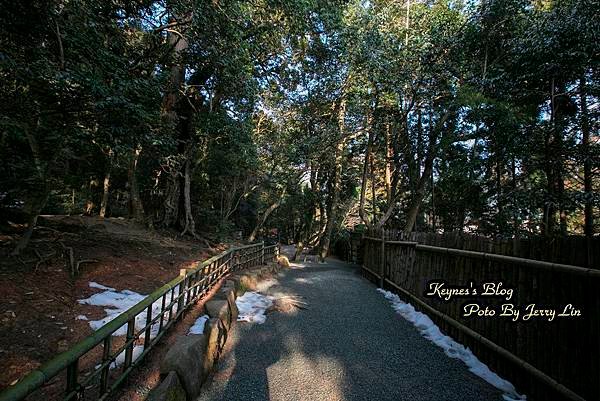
[0,242,279,401]
[363,236,600,278]
[360,230,599,401]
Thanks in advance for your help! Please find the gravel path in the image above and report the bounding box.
[197,250,504,401]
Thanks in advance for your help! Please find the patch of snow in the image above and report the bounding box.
[189,315,209,335]
[78,282,179,338]
[75,315,88,321]
[89,282,115,291]
[236,292,273,324]
[106,345,144,369]
[377,289,526,401]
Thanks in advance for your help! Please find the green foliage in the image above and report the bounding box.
[0,0,597,245]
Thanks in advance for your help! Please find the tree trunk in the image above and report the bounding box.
[542,125,556,236]
[159,18,193,230]
[319,142,344,261]
[359,115,374,226]
[512,156,518,234]
[161,165,180,227]
[11,189,50,256]
[12,126,50,255]
[495,137,504,233]
[544,78,566,236]
[162,20,188,119]
[293,165,319,261]
[554,80,567,236]
[292,240,304,262]
[320,98,346,262]
[305,161,318,243]
[248,188,286,242]
[375,195,398,230]
[580,75,593,237]
[403,109,452,233]
[99,149,113,218]
[313,201,327,246]
[128,146,145,222]
[370,153,377,222]
[180,152,197,238]
[385,121,393,204]
[404,149,434,233]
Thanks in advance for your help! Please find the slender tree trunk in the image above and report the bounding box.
[465,133,479,232]
[294,165,319,260]
[248,188,286,242]
[370,153,377,222]
[359,122,374,226]
[543,80,555,236]
[162,167,180,227]
[555,80,567,236]
[12,189,50,256]
[545,79,566,236]
[557,170,566,236]
[320,98,346,262]
[512,156,518,234]
[495,138,503,233]
[319,141,344,261]
[313,201,327,246]
[128,146,145,222]
[416,111,423,176]
[431,161,436,232]
[374,111,412,230]
[580,75,593,237]
[385,121,393,204]
[403,109,452,233]
[376,195,398,230]
[360,96,378,226]
[292,240,304,261]
[404,150,435,233]
[180,152,197,237]
[306,161,318,242]
[12,125,50,255]
[543,125,555,236]
[99,149,113,218]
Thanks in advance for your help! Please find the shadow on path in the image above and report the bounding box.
[197,249,504,401]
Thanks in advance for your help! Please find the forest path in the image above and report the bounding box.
[196,246,504,401]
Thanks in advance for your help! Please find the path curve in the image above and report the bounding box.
[197,248,504,401]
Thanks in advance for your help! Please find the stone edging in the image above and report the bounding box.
[146,261,284,401]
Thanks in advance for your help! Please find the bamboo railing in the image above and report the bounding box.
[0,242,279,401]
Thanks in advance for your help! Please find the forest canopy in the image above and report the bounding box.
[1,0,598,256]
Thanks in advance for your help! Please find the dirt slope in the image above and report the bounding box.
[0,216,219,390]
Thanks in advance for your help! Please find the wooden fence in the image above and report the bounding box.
[361,230,599,401]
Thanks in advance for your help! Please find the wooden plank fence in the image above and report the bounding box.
[360,230,599,401]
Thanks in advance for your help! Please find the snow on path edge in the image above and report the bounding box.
[377,288,526,401]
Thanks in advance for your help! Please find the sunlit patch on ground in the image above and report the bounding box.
[237,276,308,323]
